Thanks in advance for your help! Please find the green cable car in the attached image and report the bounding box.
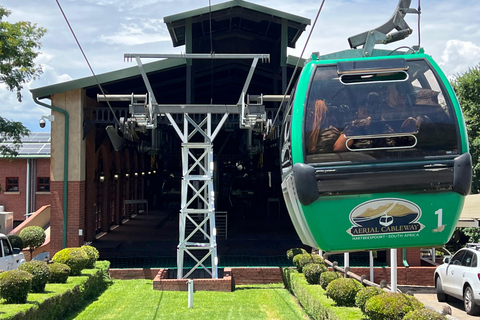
[280,1,472,252]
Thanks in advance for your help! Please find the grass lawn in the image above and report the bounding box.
[67,280,308,320]
[0,273,92,319]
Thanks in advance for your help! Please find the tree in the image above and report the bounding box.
[452,64,480,193]
[0,6,46,102]
[19,226,46,260]
[0,117,30,158]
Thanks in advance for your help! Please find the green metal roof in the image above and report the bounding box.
[164,0,310,48]
[30,58,186,99]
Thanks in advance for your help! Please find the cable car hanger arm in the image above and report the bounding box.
[347,0,420,57]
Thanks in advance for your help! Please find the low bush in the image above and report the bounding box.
[326,277,363,307]
[319,271,342,290]
[283,268,339,320]
[286,248,308,261]
[303,263,328,284]
[292,253,325,273]
[52,247,89,276]
[355,286,384,313]
[403,308,447,320]
[18,260,51,292]
[364,292,424,320]
[19,226,46,257]
[7,234,24,250]
[48,262,71,283]
[81,245,100,268]
[0,269,33,303]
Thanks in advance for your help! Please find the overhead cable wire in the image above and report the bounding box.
[417,0,421,48]
[209,0,214,104]
[55,0,121,127]
[269,0,326,136]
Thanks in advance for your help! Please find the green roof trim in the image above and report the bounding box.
[30,58,186,99]
[164,0,310,26]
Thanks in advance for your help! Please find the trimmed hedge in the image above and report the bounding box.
[403,308,447,320]
[303,263,328,285]
[48,263,71,284]
[286,248,308,261]
[326,277,363,307]
[5,261,111,320]
[52,247,89,276]
[0,270,32,304]
[7,235,24,250]
[364,292,424,320]
[283,268,339,320]
[355,286,384,314]
[81,245,100,269]
[292,253,325,273]
[319,271,341,290]
[18,261,51,293]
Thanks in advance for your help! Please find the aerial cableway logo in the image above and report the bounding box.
[347,198,424,237]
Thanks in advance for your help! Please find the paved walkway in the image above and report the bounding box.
[400,286,479,320]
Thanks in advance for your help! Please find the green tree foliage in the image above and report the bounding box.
[19,226,46,258]
[0,116,30,158]
[0,6,46,102]
[452,65,480,193]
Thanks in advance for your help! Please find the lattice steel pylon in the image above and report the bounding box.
[174,113,223,279]
[99,53,270,279]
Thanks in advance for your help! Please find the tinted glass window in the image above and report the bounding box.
[451,250,466,265]
[304,59,459,164]
[471,253,478,268]
[462,251,474,266]
[1,238,12,256]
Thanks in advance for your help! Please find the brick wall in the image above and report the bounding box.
[231,267,283,285]
[49,180,85,255]
[0,158,51,222]
[349,266,435,286]
[110,268,161,280]
[0,158,27,221]
[153,268,233,292]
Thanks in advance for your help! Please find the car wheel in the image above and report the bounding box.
[464,286,480,315]
[436,277,447,302]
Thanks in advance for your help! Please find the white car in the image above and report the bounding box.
[434,244,480,315]
[0,233,26,272]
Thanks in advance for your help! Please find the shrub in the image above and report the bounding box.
[52,247,89,276]
[355,286,384,313]
[0,269,33,303]
[303,263,328,284]
[19,226,46,257]
[319,271,342,290]
[326,277,363,307]
[364,292,424,320]
[292,253,325,273]
[81,245,100,268]
[18,260,50,292]
[283,268,339,320]
[403,308,447,320]
[48,262,71,283]
[286,248,308,261]
[7,234,24,250]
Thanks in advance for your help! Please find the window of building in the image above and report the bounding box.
[37,177,50,192]
[5,177,19,192]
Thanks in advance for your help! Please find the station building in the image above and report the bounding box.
[0,133,51,228]
[30,0,310,257]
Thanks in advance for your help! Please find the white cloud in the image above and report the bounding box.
[439,40,480,78]
[99,20,171,46]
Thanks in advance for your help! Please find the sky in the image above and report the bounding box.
[1,0,480,131]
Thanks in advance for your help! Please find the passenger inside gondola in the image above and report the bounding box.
[305,99,342,154]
